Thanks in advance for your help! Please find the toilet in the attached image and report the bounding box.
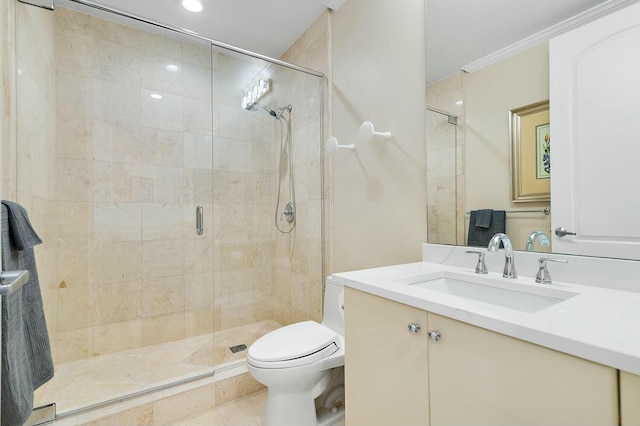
[247,278,345,426]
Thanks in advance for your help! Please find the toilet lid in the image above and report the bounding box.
[248,321,339,369]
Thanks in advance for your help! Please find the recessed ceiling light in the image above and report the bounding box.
[181,0,204,13]
[165,64,180,72]
[150,93,163,100]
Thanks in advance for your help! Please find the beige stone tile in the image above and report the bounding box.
[141,127,184,167]
[57,240,91,288]
[181,62,212,102]
[182,97,212,135]
[55,26,93,78]
[93,241,143,284]
[215,374,264,406]
[142,312,185,346]
[140,165,183,203]
[165,407,223,426]
[92,79,141,126]
[184,238,214,274]
[218,269,253,305]
[57,159,93,201]
[184,307,214,337]
[152,383,215,426]
[94,202,142,242]
[56,327,93,363]
[216,389,267,426]
[86,404,154,426]
[181,42,211,68]
[57,286,92,332]
[142,239,185,279]
[92,120,142,164]
[183,133,214,170]
[141,89,183,131]
[182,168,213,204]
[142,203,184,241]
[56,72,92,119]
[140,54,182,96]
[220,301,254,330]
[142,275,185,317]
[93,319,143,355]
[184,272,214,310]
[92,38,141,85]
[94,281,143,326]
[57,115,93,160]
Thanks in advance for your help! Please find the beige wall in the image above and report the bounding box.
[464,42,552,251]
[331,0,427,272]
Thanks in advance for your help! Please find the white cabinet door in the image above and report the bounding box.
[344,288,429,426]
[428,314,618,426]
[550,2,640,259]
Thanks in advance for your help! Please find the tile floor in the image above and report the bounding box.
[168,390,346,426]
[35,320,281,415]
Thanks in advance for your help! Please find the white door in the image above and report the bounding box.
[550,2,640,259]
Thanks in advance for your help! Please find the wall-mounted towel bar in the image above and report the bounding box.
[0,270,30,295]
[465,207,551,216]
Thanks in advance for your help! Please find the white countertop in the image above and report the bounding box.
[331,261,640,376]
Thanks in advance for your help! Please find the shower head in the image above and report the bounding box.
[246,102,278,118]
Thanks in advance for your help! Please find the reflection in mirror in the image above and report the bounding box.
[427,44,552,253]
[426,0,640,261]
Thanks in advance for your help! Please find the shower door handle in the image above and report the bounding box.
[0,270,30,295]
[196,206,204,235]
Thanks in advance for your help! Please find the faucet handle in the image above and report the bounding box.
[466,250,488,274]
[536,257,568,284]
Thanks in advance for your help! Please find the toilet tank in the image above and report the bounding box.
[322,277,344,336]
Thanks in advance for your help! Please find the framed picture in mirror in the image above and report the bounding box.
[509,100,551,202]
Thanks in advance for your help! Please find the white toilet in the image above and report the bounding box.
[247,278,345,426]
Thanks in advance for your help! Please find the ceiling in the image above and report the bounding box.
[61,0,628,82]
[73,0,333,59]
[427,0,615,84]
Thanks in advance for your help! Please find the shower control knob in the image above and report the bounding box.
[407,323,421,335]
[428,330,441,343]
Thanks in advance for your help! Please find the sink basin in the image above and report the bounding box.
[395,271,578,313]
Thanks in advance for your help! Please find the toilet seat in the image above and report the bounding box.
[247,321,340,369]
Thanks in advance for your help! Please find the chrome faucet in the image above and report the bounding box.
[487,233,517,278]
[526,231,550,251]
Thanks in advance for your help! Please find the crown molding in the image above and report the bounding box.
[462,0,640,74]
[322,0,347,11]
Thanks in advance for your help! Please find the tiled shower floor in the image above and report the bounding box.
[34,320,281,416]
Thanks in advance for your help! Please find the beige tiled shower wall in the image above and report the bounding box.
[426,72,465,246]
[11,3,61,361]
[52,7,215,363]
[275,11,330,325]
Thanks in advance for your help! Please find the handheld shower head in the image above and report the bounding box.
[246,102,278,118]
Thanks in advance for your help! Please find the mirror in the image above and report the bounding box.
[425,0,634,257]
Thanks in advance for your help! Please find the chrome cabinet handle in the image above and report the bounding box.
[407,323,421,335]
[428,330,441,343]
[555,227,576,237]
[196,205,204,235]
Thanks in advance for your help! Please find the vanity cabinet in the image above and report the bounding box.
[428,313,618,425]
[621,371,640,425]
[345,287,619,426]
[344,288,429,426]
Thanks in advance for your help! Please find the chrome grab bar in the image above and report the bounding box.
[0,270,30,296]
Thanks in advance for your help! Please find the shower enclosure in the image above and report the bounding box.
[7,0,324,418]
[426,107,461,245]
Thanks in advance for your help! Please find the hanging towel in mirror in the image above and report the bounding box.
[468,210,506,247]
[475,209,493,228]
[1,201,54,426]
